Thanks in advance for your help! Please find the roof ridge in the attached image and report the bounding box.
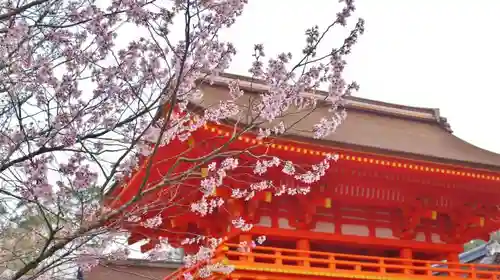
[215,72,452,132]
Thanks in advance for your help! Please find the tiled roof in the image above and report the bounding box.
[460,241,500,264]
[197,73,500,171]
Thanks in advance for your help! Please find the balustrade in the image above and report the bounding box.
[166,243,500,279]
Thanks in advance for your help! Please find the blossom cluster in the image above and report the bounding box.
[181,235,267,280]
[0,0,363,278]
[190,158,240,216]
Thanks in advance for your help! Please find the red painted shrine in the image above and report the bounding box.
[108,73,500,280]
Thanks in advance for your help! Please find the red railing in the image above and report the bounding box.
[223,243,500,279]
[167,243,500,279]
[165,246,227,280]
[166,261,204,280]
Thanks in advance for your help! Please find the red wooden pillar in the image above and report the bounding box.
[401,248,413,275]
[448,252,460,277]
[297,239,310,267]
[239,234,253,263]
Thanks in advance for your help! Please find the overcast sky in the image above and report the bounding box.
[220,0,500,154]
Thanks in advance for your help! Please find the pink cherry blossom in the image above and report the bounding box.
[0,0,363,279]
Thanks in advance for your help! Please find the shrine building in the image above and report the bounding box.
[108,73,500,280]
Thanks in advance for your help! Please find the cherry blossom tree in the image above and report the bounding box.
[0,0,364,279]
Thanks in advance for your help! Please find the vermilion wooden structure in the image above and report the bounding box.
[108,74,500,280]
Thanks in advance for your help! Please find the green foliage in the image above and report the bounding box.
[464,239,487,251]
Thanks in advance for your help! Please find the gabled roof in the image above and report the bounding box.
[432,241,500,275]
[198,73,500,171]
[460,241,500,264]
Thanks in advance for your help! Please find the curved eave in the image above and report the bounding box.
[197,74,500,172]
[201,122,500,182]
[290,107,500,172]
[108,121,500,210]
[286,132,500,173]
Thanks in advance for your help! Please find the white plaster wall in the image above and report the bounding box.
[312,222,335,233]
[375,228,395,239]
[257,216,271,227]
[341,224,370,237]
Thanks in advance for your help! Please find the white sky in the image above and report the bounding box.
[221,0,500,154]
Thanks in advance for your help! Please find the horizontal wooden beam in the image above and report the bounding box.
[250,226,463,254]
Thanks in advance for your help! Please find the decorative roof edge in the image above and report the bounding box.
[205,73,453,133]
[202,123,500,178]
